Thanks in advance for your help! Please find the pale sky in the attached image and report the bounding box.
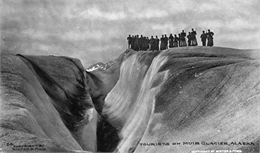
[1,0,260,67]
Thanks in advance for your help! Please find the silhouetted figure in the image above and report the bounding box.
[150,36,156,51]
[187,32,192,46]
[178,34,181,47]
[180,30,187,47]
[147,37,149,50]
[147,37,151,50]
[164,34,168,49]
[141,36,145,50]
[130,35,135,49]
[155,36,159,51]
[147,37,150,50]
[143,37,148,50]
[191,29,198,46]
[169,34,174,48]
[173,34,179,47]
[134,35,139,51]
[144,36,148,50]
[160,35,166,50]
[127,34,132,49]
[138,35,143,51]
[139,35,143,50]
[200,31,207,46]
[207,29,214,46]
[146,37,150,50]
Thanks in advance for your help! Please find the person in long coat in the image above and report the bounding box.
[178,34,182,47]
[150,36,155,51]
[173,34,179,47]
[207,29,214,47]
[200,31,207,46]
[155,36,159,51]
[138,35,144,51]
[164,34,168,49]
[169,34,174,48]
[160,35,165,50]
[134,35,139,51]
[187,32,192,46]
[131,35,135,49]
[127,34,132,49]
[146,37,150,50]
[191,29,198,46]
[180,30,187,47]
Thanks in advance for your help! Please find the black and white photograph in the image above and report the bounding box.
[1,0,260,153]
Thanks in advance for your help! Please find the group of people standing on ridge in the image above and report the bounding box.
[127,29,214,51]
